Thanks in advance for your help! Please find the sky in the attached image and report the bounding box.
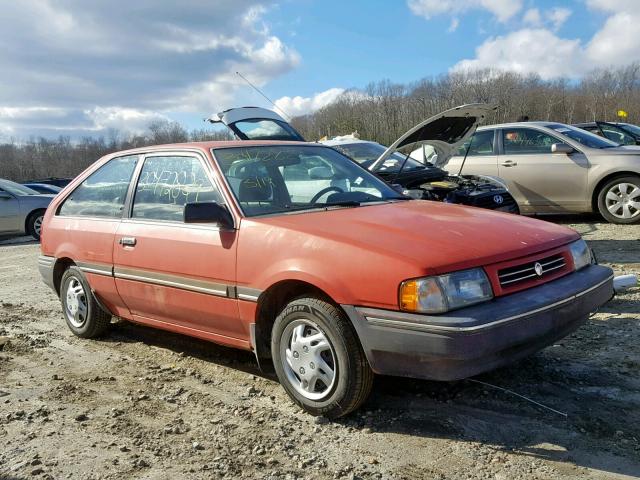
[0,0,638,140]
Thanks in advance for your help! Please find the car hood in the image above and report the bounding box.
[368,104,497,171]
[251,200,578,275]
[590,145,640,156]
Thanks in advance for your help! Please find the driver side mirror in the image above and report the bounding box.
[184,202,234,229]
[551,143,574,154]
[0,191,12,199]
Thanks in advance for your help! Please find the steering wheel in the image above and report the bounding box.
[310,186,344,204]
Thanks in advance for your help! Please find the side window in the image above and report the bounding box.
[502,128,558,154]
[59,155,137,218]
[459,130,495,156]
[132,156,223,222]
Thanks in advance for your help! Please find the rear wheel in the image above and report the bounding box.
[26,210,45,241]
[597,176,640,224]
[271,297,373,418]
[60,266,112,338]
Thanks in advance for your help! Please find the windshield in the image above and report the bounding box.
[545,123,619,149]
[620,123,640,136]
[331,142,425,172]
[0,179,39,196]
[212,145,406,217]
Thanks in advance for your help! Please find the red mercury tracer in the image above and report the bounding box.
[39,139,613,417]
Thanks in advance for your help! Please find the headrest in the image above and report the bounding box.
[238,177,273,202]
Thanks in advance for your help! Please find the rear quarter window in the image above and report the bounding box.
[58,155,138,218]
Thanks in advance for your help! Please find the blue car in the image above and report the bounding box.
[22,183,63,195]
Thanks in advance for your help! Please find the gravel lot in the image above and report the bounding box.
[0,216,638,480]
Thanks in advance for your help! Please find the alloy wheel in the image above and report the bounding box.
[33,215,43,237]
[605,182,640,220]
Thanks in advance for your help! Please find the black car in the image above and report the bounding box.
[23,177,73,188]
[22,183,63,194]
[574,121,640,146]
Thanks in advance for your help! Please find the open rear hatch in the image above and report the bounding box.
[207,107,305,141]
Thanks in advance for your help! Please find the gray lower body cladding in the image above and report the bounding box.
[342,264,614,381]
[38,255,56,292]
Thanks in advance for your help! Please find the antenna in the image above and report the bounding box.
[235,71,292,121]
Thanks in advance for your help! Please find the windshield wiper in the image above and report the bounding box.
[325,200,361,207]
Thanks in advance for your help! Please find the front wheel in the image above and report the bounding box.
[597,176,640,224]
[271,297,373,418]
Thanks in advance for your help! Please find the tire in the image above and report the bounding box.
[26,210,45,241]
[60,266,112,338]
[596,175,640,224]
[271,297,373,418]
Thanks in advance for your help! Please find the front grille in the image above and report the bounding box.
[498,254,566,287]
[472,192,517,209]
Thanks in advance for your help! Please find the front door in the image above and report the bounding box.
[497,127,589,213]
[112,153,243,344]
[0,190,20,233]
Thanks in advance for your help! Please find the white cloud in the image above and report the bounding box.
[0,1,299,138]
[585,12,639,66]
[454,2,640,79]
[523,8,542,26]
[84,108,170,134]
[408,0,523,23]
[452,29,582,79]
[448,17,460,32]
[547,7,571,30]
[274,88,346,117]
[523,7,570,30]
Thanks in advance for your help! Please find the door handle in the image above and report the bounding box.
[501,160,518,167]
[118,237,137,247]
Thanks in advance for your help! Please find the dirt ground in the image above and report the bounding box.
[0,216,638,480]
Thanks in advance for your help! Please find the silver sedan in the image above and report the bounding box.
[0,179,54,240]
[446,122,640,224]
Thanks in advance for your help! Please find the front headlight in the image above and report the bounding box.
[569,239,592,271]
[399,268,493,314]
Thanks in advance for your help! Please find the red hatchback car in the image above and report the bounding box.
[39,141,614,417]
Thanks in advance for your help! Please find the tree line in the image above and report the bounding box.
[292,64,640,145]
[0,122,231,182]
[2,64,640,182]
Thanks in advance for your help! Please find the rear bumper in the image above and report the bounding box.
[38,255,56,292]
[342,264,614,381]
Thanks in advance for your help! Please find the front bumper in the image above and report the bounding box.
[342,264,614,381]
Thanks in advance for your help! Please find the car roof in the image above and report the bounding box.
[477,121,557,130]
[320,139,376,146]
[104,140,316,158]
[24,183,56,187]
